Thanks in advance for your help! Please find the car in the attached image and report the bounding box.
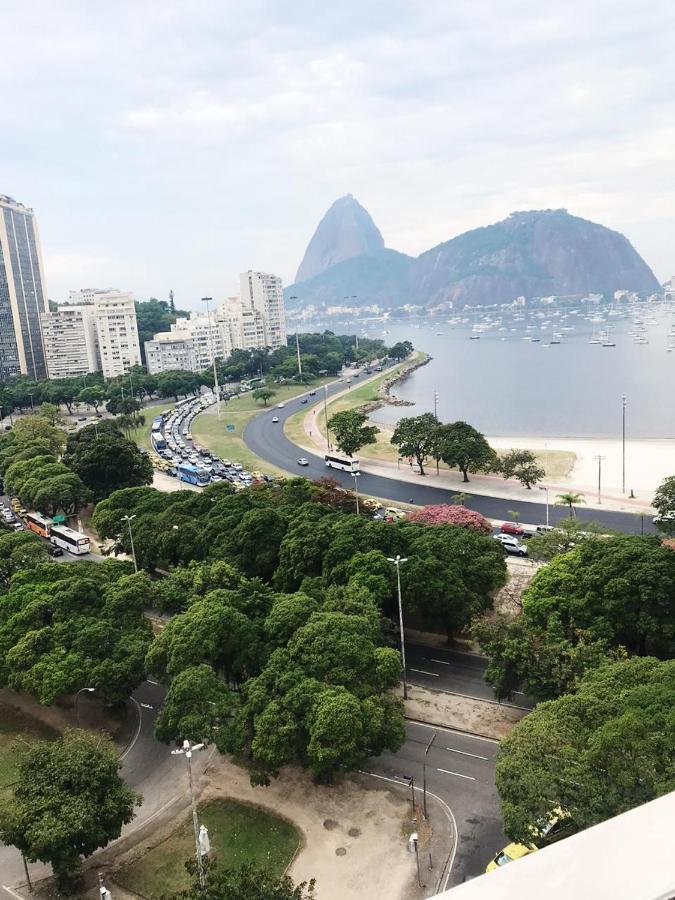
[232,463,243,471]
[276,402,285,408]
[486,842,537,873]
[48,546,64,557]
[309,390,317,396]
[494,535,528,557]
[500,521,526,536]
[300,398,308,404]
[77,416,87,421]
[272,416,279,423]
[297,458,309,466]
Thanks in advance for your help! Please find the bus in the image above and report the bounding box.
[324,454,360,473]
[152,433,167,451]
[177,463,211,487]
[152,416,163,433]
[25,512,53,538]
[49,524,90,555]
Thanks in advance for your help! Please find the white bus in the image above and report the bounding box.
[324,453,360,473]
[49,524,90,555]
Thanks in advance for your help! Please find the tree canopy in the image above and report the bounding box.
[63,420,154,500]
[327,409,379,458]
[390,413,438,475]
[500,449,545,489]
[435,421,498,482]
[162,861,315,900]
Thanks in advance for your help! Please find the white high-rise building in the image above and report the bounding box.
[171,313,231,371]
[42,305,99,379]
[0,194,50,380]
[92,291,142,379]
[239,271,287,349]
[145,330,197,375]
[68,287,112,306]
[217,296,265,352]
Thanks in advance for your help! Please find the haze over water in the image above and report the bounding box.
[309,301,675,440]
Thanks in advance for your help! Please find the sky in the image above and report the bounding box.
[3,0,674,308]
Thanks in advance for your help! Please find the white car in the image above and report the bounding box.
[297,458,309,467]
[272,416,279,423]
[493,534,528,557]
[277,402,285,408]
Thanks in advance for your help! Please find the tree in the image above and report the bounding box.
[653,475,675,535]
[500,449,545,489]
[63,422,154,501]
[10,416,65,455]
[525,518,604,561]
[407,504,492,534]
[328,409,379,458]
[435,421,498,483]
[474,535,675,700]
[390,413,438,475]
[252,387,277,407]
[38,402,65,426]
[77,386,107,412]
[388,341,413,361]
[163,861,316,900]
[556,492,585,517]
[0,729,139,889]
[495,658,675,847]
[154,664,235,746]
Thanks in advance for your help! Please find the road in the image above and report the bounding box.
[244,379,655,535]
[365,719,504,887]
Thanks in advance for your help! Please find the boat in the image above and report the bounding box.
[550,340,561,345]
[602,341,616,347]
[469,335,481,340]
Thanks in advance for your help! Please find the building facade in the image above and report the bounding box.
[0,194,49,380]
[92,291,142,379]
[239,270,287,349]
[145,330,197,375]
[41,305,99,379]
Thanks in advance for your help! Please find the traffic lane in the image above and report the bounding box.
[245,401,654,535]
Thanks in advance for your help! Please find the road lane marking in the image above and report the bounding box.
[406,719,500,745]
[146,679,159,685]
[120,697,143,761]
[139,702,154,710]
[444,746,489,761]
[430,658,451,665]
[409,668,439,676]
[437,767,476,781]
[2,887,25,900]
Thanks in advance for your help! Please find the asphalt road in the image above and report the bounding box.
[365,719,505,887]
[244,378,655,535]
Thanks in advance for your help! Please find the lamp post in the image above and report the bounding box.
[202,297,221,420]
[323,385,332,452]
[387,555,409,699]
[433,390,439,419]
[121,514,138,572]
[594,455,606,505]
[539,485,549,527]
[621,394,627,494]
[28,392,34,412]
[75,687,95,726]
[351,471,360,515]
[295,332,302,377]
[171,739,206,888]
[422,732,437,820]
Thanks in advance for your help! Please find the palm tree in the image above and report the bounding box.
[556,492,585,518]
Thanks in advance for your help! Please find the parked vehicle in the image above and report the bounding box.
[501,521,526,536]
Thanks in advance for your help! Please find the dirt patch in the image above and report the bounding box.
[494,557,542,618]
[404,685,526,740]
[348,827,361,838]
[323,818,339,830]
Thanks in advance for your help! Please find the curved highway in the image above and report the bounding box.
[244,374,655,535]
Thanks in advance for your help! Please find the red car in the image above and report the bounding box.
[500,521,525,536]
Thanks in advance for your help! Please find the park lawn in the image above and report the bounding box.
[0,703,59,801]
[128,400,176,451]
[115,799,300,898]
[191,379,331,476]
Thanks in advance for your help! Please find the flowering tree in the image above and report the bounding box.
[408,504,492,534]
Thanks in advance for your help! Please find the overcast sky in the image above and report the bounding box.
[3,1,674,307]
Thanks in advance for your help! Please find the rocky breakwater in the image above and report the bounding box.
[360,353,430,414]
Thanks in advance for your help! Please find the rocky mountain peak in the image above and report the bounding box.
[295,195,385,284]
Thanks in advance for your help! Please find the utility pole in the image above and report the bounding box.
[323,385,332,452]
[351,471,360,515]
[594,455,606,505]
[387,555,409,699]
[295,332,302,376]
[202,297,221,419]
[121,514,138,572]
[171,739,206,888]
[539,485,549,527]
[422,732,436,820]
[433,390,439,419]
[621,394,627,494]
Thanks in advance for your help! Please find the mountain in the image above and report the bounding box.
[287,206,660,310]
[295,194,385,283]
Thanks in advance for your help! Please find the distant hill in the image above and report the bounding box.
[287,205,660,310]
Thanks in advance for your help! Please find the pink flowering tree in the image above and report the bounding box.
[408,504,492,535]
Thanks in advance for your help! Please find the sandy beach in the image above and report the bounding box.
[488,436,675,500]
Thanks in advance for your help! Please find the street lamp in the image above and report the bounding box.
[121,514,138,573]
[351,471,360,515]
[594,455,606,505]
[433,390,439,419]
[422,732,437,820]
[323,385,332,452]
[171,739,206,888]
[75,687,95,726]
[387,555,409,700]
[28,392,34,412]
[202,297,221,420]
[538,485,549,528]
[621,394,627,494]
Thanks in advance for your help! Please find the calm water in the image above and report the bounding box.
[307,301,675,439]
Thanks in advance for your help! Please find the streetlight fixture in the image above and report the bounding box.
[351,471,360,515]
[323,385,332,452]
[171,739,207,888]
[75,687,95,726]
[594,455,606,505]
[621,394,627,494]
[422,732,437,820]
[28,392,34,412]
[121,514,138,573]
[538,485,549,528]
[387,555,409,700]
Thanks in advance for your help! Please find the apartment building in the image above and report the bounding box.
[92,291,142,378]
[145,330,197,375]
[41,305,99,379]
[239,270,287,349]
[0,194,50,380]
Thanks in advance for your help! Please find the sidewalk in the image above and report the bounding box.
[300,389,654,516]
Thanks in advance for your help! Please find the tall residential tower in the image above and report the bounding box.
[0,194,49,380]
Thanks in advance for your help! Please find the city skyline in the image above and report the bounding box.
[2,2,674,307]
